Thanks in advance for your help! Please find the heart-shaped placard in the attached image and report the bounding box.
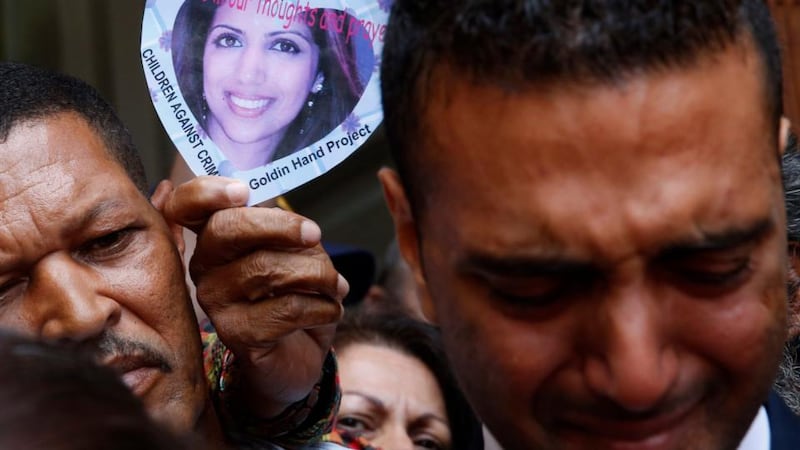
[141,0,387,204]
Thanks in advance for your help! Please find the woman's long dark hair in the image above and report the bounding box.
[172,1,366,164]
[334,311,485,450]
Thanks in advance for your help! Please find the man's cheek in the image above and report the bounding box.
[699,301,784,374]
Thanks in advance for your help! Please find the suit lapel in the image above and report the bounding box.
[765,391,800,450]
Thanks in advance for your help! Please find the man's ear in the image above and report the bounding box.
[780,116,792,156]
[378,168,438,323]
[150,180,186,256]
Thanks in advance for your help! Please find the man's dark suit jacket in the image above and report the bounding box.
[766,391,800,449]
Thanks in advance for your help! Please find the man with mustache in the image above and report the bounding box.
[379,0,800,449]
[0,62,346,448]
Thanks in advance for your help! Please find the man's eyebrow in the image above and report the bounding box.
[458,252,594,277]
[458,219,775,274]
[0,199,129,271]
[661,218,775,255]
[74,199,129,231]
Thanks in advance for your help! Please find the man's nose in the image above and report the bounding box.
[236,45,267,84]
[582,280,679,412]
[29,253,121,343]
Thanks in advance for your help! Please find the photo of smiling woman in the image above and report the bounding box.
[172,0,369,171]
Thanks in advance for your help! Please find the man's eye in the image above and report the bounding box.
[488,277,569,307]
[214,33,242,48]
[269,39,300,53]
[79,229,135,260]
[0,278,28,308]
[670,257,751,287]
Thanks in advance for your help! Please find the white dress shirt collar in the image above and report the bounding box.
[738,406,770,450]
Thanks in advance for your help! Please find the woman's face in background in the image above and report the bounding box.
[202,3,321,163]
[337,343,452,450]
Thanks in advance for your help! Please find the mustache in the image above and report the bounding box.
[75,332,173,374]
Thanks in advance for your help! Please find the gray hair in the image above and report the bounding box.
[776,132,800,414]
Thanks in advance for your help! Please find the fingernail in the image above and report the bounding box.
[300,220,321,244]
[337,274,350,299]
[225,182,249,204]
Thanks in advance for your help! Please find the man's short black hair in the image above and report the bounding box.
[0,62,148,193]
[382,0,783,207]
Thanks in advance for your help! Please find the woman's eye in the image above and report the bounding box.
[337,416,372,434]
[214,34,242,48]
[269,39,300,53]
[414,437,445,450]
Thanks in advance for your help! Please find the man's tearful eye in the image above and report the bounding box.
[462,255,597,312]
[673,257,751,287]
[483,270,599,316]
[78,228,138,261]
[0,278,28,309]
[488,276,570,307]
[656,220,770,296]
[660,251,754,296]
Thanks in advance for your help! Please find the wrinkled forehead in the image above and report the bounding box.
[418,41,777,189]
[0,113,141,219]
[339,342,447,408]
[1,113,113,162]
[412,42,783,256]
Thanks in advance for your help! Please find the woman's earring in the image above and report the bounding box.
[201,93,209,122]
[299,99,313,135]
[300,82,323,136]
[307,80,324,109]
